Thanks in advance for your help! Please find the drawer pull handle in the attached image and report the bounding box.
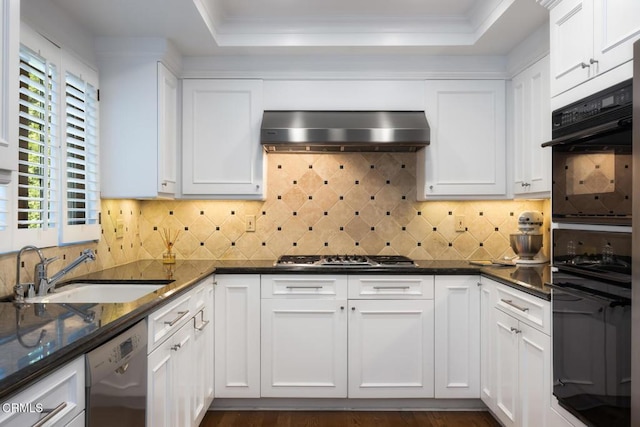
[285,286,323,290]
[193,309,210,331]
[194,319,210,332]
[501,299,529,312]
[171,343,182,351]
[164,310,189,327]
[32,402,67,427]
[373,286,410,290]
[510,327,522,334]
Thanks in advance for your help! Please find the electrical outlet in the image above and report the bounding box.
[245,215,256,232]
[455,215,465,232]
[115,218,125,239]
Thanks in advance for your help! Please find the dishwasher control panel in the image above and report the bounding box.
[86,319,148,383]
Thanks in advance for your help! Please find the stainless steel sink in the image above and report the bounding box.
[25,282,166,304]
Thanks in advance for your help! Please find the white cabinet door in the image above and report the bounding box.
[519,322,552,427]
[592,0,640,75]
[147,342,172,427]
[98,38,178,198]
[434,275,480,398]
[550,0,594,96]
[182,79,264,199]
[261,298,347,397]
[147,319,193,427]
[192,282,214,426]
[0,0,18,174]
[479,277,496,411]
[214,274,261,398]
[173,322,194,427]
[348,299,434,398]
[549,0,640,96]
[157,62,178,195]
[419,80,506,199]
[512,56,551,197]
[494,308,519,427]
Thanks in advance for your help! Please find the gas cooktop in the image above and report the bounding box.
[274,254,417,268]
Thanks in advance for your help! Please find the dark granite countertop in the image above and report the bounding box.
[0,260,215,401]
[0,258,550,401]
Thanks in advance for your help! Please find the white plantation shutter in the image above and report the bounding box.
[13,26,100,248]
[61,54,100,243]
[15,41,59,247]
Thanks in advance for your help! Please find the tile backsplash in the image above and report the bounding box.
[0,152,550,297]
[140,153,550,262]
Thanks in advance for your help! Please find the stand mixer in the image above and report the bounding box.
[509,211,546,264]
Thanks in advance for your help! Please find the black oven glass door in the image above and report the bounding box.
[550,127,632,225]
[552,276,631,427]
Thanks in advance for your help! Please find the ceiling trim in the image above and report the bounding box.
[193,0,522,49]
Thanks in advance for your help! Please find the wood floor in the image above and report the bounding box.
[200,410,501,427]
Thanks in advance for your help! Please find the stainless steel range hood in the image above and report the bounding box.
[260,111,430,153]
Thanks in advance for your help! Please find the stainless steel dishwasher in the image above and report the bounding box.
[85,320,147,427]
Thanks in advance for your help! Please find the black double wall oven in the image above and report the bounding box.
[544,80,632,427]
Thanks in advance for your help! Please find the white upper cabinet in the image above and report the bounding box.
[182,79,264,199]
[549,0,640,96]
[511,56,551,197]
[0,0,18,176]
[418,80,506,200]
[97,39,180,199]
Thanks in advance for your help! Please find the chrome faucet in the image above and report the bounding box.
[38,249,96,296]
[14,245,47,301]
[14,246,96,300]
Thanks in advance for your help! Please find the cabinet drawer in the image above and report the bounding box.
[261,275,347,299]
[0,357,85,427]
[348,275,434,299]
[148,292,193,351]
[494,283,550,334]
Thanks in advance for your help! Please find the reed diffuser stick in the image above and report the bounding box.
[160,228,180,253]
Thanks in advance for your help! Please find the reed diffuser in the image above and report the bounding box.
[160,228,180,264]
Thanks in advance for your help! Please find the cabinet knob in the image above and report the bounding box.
[171,343,182,351]
[580,62,589,69]
[510,327,521,334]
[589,58,599,65]
[162,182,167,187]
[351,307,356,311]
[340,306,344,310]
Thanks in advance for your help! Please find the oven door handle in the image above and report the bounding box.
[549,282,630,307]
[542,116,632,147]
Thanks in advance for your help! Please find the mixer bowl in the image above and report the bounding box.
[510,233,543,260]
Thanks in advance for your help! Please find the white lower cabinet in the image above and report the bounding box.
[479,277,497,412]
[147,276,214,427]
[483,278,553,427]
[261,298,348,397]
[258,274,435,399]
[214,274,261,398]
[348,298,434,398]
[0,357,85,427]
[434,275,480,398]
[260,275,348,398]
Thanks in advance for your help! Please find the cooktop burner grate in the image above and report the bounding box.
[274,254,416,268]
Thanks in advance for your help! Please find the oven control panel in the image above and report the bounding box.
[552,79,632,133]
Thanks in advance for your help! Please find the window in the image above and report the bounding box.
[13,26,100,248]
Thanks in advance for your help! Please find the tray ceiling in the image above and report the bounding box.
[44,0,548,56]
